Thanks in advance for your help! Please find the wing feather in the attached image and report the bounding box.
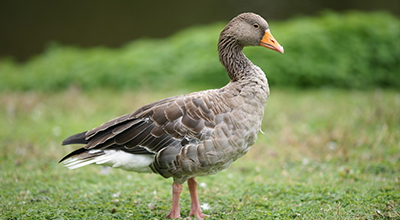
[61,91,226,163]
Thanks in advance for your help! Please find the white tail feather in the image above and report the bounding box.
[62,150,154,173]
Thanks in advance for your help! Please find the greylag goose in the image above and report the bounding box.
[60,12,283,219]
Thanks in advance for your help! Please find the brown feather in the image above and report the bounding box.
[164,102,184,122]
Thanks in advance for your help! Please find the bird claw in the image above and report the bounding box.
[186,210,209,219]
[166,212,181,219]
[166,210,209,219]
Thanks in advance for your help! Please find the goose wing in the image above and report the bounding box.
[60,91,224,163]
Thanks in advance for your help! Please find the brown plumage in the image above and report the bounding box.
[60,12,283,219]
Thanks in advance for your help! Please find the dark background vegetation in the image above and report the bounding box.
[1,0,399,61]
[1,1,399,91]
[0,11,399,91]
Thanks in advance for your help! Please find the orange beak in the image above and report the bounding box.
[260,30,284,53]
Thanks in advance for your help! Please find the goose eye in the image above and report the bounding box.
[253,24,259,29]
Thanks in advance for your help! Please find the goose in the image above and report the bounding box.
[60,12,283,219]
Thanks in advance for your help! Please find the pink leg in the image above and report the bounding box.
[187,178,209,219]
[166,182,183,219]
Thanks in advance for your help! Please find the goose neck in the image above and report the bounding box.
[218,37,252,81]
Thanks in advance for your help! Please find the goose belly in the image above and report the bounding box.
[178,131,258,178]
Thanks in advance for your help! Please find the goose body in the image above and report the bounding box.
[61,12,283,219]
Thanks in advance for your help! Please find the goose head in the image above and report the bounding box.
[220,12,284,53]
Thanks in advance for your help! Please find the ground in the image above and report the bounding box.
[1,88,399,219]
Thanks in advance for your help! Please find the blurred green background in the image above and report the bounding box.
[1,8,400,91]
[1,1,399,91]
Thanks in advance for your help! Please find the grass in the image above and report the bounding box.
[0,88,399,219]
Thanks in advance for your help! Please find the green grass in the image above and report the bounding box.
[1,89,399,219]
